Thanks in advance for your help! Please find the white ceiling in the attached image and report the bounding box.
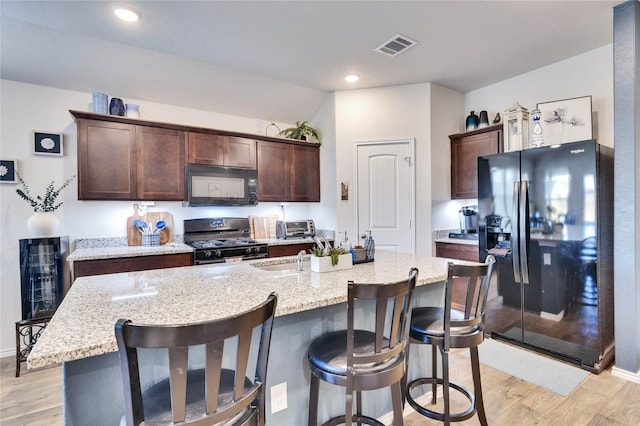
[0,1,618,123]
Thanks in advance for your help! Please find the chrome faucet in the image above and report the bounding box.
[296,250,306,272]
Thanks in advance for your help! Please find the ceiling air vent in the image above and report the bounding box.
[375,34,418,57]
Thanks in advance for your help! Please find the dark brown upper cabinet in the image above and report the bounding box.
[257,140,320,202]
[75,117,186,201]
[450,124,502,199]
[187,132,256,169]
[71,110,319,203]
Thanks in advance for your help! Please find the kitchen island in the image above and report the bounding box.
[29,251,452,425]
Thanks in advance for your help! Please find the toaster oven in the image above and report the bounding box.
[275,220,315,239]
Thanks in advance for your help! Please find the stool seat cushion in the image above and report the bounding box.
[139,368,252,424]
[308,330,397,376]
[410,307,478,340]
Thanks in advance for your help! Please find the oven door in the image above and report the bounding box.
[187,165,258,206]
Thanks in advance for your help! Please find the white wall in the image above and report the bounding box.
[333,83,437,255]
[465,45,614,148]
[430,45,615,233]
[310,93,338,232]
[0,80,317,355]
[429,85,469,232]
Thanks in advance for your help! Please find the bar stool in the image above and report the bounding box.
[15,317,51,377]
[115,293,277,426]
[307,268,418,425]
[405,256,495,425]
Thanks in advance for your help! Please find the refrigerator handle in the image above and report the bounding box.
[520,181,530,284]
[512,181,521,282]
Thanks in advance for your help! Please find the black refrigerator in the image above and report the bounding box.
[477,139,614,373]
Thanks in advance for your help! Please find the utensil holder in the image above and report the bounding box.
[350,248,367,262]
[141,233,160,246]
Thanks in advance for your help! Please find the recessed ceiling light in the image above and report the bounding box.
[112,5,141,22]
[345,74,359,83]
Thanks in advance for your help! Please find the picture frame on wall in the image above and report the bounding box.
[0,159,18,183]
[33,131,64,156]
[536,95,593,146]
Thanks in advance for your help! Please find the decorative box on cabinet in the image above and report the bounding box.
[450,124,502,199]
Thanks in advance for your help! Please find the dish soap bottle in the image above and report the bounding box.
[340,231,352,251]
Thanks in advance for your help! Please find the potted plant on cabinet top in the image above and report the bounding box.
[15,173,75,237]
[310,245,352,273]
[279,120,322,144]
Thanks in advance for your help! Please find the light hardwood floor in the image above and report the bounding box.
[1,350,639,425]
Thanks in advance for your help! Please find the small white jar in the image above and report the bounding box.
[125,104,140,118]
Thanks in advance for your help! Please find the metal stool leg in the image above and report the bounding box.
[309,373,319,425]
[470,346,488,426]
[431,345,437,404]
[442,347,450,425]
[391,381,404,426]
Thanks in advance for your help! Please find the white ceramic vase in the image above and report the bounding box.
[27,212,60,237]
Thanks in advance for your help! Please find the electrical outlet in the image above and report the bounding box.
[270,382,287,414]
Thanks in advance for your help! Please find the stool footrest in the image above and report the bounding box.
[406,376,477,422]
[323,414,385,426]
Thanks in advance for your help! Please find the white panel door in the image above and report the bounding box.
[356,140,413,254]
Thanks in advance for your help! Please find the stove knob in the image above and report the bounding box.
[253,247,260,254]
[214,250,222,258]
[204,251,212,259]
[246,248,252,255]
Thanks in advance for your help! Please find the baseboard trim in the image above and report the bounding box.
[611,365,640,384]
[0,348,15,359]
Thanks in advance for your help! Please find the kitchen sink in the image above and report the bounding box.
[250,261,308,272]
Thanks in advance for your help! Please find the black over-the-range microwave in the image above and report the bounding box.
[187,164,258,206]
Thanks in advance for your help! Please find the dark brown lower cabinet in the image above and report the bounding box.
[73,253,193,279]
[268,242,316,258]
[435,241,480,311]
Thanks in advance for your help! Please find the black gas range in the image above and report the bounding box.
[184,218,268,265]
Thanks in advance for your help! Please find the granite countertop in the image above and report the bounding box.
[68,243,194,262]
[28,251,450,369]
[433,237,479,246]
[433,229,479,246]
[68,238,319,262]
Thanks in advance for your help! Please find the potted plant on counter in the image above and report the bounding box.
[310,244,352,273]
[15,172,75,237]
[279,120,322,144]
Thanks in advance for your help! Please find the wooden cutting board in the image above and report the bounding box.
[250,215,278,239]
[144,211,174,245]
[126,204,144,246]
